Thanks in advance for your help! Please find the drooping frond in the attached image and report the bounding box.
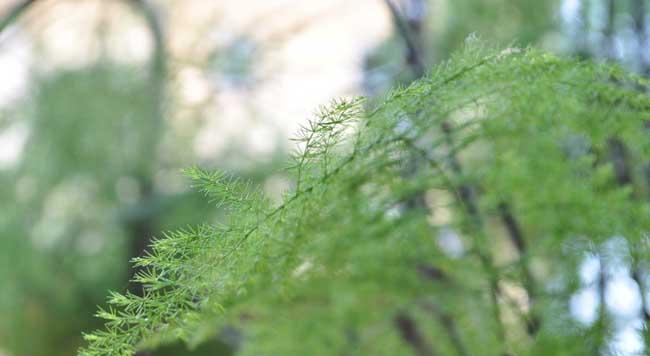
[80,41,650,356]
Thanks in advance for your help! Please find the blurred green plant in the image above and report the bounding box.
[80,42,650,355]
[0,64,151,356]
[436,0,557,57]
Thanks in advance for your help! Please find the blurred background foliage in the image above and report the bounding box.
[0,0,647,355]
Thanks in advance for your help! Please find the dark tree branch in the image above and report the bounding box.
[608,136,650,334]
[603,0,617,60]
[129,0,166,151]
[437,122,508,349]
[597,253,608,321]
[606,136,650,341]
[123,0,167,309]
[417,263,448,282]
[608,138,633,187]
[384,0,429,211]
[382,0,426,77]
[588,252,609,354]
[631,0,648,74]
[394,312,437,356]
[575,0,591,58]
[403,0,427,72]
[498,202,540,335]
[498,203,525,254]
[399,133,508,348]
[441,122,481,226]
[632,257,650,322]
[0,0,37,36]
[420,302,469,356]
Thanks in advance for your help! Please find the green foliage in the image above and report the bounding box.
[80,42,650,355]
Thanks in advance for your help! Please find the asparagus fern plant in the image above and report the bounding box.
[80,42,650,355]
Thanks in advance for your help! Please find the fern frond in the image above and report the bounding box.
[80,43,650,355]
